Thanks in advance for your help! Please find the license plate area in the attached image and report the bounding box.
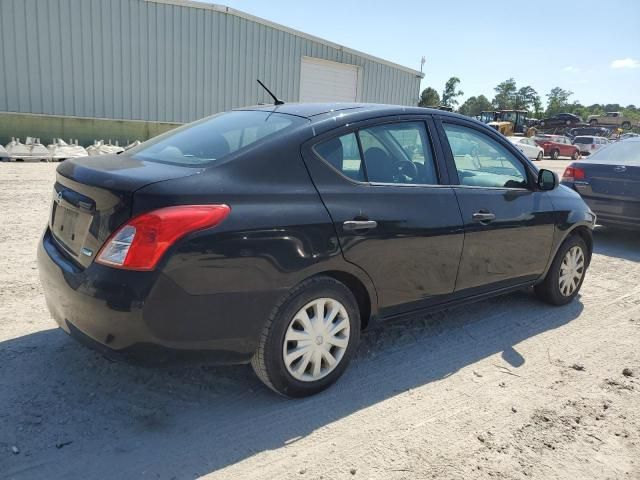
[51,197,93,256]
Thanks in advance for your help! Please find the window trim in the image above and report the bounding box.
[310,116,445,187]
[436,117,537,191]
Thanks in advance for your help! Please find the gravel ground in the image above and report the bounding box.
[0,163,638,480]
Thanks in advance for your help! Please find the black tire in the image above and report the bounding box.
[622,121,631,130]
[551,149,560,160]
[540,121,546,127]
[589,119,598,126]
[534,235,589,306]
[536,151,543,161]
[251,276,361,397]
[571,150,580,160]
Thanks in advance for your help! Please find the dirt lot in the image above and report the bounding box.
[1,163,639,480]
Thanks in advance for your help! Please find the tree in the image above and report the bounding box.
[514,86,540,112]
[492,78,517,109]
[546,87,573,116]
[441,77,463,108]
[458,95,493,117]
[418,87,440,108]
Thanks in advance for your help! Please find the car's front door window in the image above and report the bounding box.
[442,123,529,189]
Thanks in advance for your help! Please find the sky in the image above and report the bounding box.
[200,0,640,107]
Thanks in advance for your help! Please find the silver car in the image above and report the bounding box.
[573,136,609,156]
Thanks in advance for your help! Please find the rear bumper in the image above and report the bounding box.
[38,228,282,363]
[580,198,640,230]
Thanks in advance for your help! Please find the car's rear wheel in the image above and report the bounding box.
[622,121,631,130]
[571,150,580,160]
[536,151,543,161]
[534,235,588,306]
[551,149,560,160]
[251,276,360,397]
[589,119,598,126]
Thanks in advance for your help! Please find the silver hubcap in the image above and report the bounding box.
[283,298,350,382]
[559,246,585,296]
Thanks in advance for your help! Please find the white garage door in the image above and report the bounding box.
[299,57,360,103]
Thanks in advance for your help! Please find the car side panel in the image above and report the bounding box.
[130,135,379,350]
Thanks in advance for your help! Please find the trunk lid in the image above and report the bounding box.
[574,159,640,201]
[50,154,201,268]
[573,158,640,222]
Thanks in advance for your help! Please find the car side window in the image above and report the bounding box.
[314,133,365,182]
[358,122,438,185]
[443,123,529,189]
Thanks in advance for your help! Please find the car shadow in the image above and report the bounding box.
[593,226,640,262]
[1,289,583,479]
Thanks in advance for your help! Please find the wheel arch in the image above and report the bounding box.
[302,270,376,330]
[569,225,593,267]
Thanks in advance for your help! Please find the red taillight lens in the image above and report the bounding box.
[591,144,596,150]
[562,165,585,182]
[96,205,230,271]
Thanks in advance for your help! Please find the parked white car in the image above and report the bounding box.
[507,136,544,161]
[572,136,610,155]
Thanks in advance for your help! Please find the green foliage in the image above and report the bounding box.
[434,75,638,129]
[545,87,573,116]
[441,77,464,108]
[458,95,493,116]
[418,87,440,108]
[492,78,517,109]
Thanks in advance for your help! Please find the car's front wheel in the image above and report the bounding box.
[589,119,598,126]
[572,150,580,160]
[534,235,588,306]
[551,149,560,160]
[536,151,543,161]
[622,121,631,130]
[251,276,360,397]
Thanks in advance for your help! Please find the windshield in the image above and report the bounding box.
[589,141,640,163]
[130,111,306,166]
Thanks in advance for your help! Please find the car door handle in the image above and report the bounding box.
[472,212,496,223]
[343,220,378,231]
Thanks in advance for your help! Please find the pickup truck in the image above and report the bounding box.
[587,112,636,129]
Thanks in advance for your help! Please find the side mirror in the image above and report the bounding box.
[537,169,557,191]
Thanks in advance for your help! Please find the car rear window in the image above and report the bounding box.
[573,137,593,144]
[129,111,307,166]
[589,141,640,162]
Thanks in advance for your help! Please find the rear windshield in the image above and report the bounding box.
[573,137,593,144]
[130,111,306,166]
[589,141,640,162]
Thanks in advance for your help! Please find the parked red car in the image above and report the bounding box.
[534,135,581,160]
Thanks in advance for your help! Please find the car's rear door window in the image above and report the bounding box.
[314,133,365,181]
[442,123,529,189]
[359,122,438,185]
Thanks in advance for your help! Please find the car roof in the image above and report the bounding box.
[235,102,459,121]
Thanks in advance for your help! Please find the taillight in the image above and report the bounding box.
[96,205,230,271]
[591,144,596,150]
[562,165,586,182]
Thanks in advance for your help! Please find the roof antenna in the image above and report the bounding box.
[257,79,284,106]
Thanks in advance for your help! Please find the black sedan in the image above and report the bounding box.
[38,103,595,397]
[538,113,583,129]
[562,137,640,230]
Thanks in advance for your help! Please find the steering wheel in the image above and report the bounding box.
[393,160,419,182]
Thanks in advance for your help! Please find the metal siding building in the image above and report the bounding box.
[0,0,422,129]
